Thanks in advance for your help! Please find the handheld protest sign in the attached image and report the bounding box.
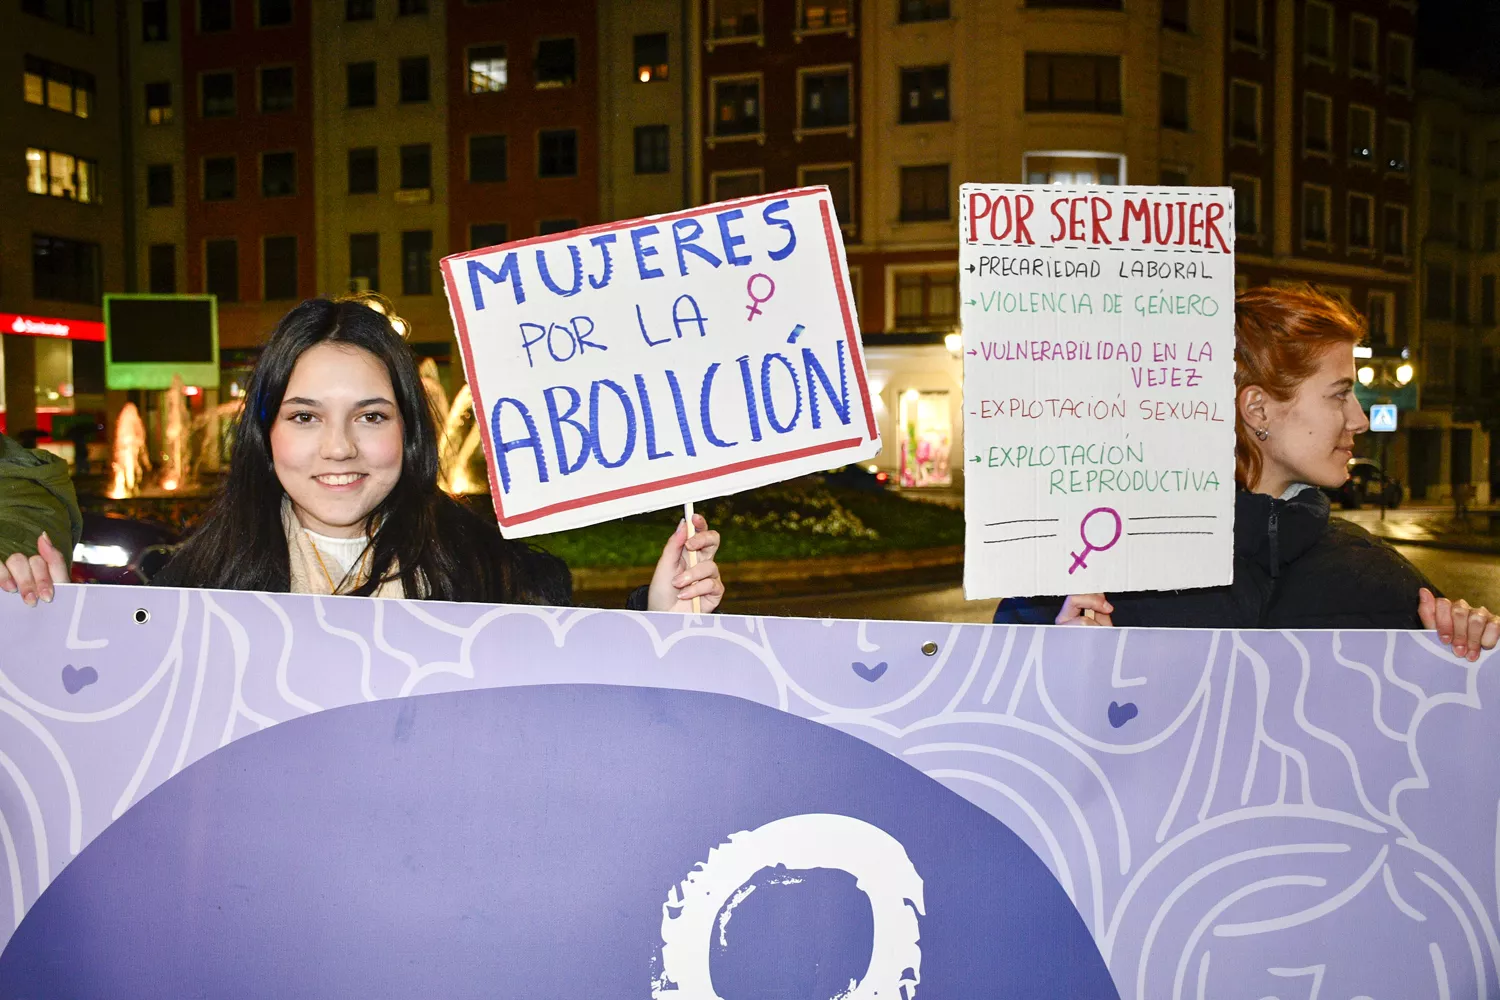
[960,184,1237,600]
[441,187,879,537]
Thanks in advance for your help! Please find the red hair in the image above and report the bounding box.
[1233,285,1365,490]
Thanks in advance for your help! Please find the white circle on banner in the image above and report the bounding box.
[652,813,925,999]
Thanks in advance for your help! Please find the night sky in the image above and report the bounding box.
[1418,0,1500,84]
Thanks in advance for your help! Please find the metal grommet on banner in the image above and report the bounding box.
[133,609,150,624]
[921,641,938,656]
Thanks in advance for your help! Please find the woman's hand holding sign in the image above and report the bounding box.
[648,514,723,613]
[1055,593,1113,627]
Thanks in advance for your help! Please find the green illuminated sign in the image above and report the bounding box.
[104,294,220,390]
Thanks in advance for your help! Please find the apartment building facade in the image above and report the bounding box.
[1412,69,1498,504]
[2,0,127,438]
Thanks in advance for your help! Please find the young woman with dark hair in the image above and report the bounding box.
[996,285,1498,660]
[149,297,723,610]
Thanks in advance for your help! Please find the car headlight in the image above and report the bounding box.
[73,543,131,568]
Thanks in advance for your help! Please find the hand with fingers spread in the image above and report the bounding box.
[0,532,69,608]
[1419,587,1500,662]
[646,515,724,614]
[1055,593,1114,627]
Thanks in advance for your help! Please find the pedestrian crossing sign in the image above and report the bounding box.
[1369,403,1398,432]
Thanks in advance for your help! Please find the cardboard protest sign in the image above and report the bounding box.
[440,187,879,536]
[4,587,1496,998]
[960,184,1237,600]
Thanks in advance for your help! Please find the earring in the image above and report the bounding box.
[1253,426,1270,441]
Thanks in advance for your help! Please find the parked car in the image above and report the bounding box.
[71,512,179,585]
[1324,457,1403,510]
[822,464,893,492]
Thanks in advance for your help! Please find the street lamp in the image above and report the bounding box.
[1396,362,1414,386]
[1358,365,1376,385]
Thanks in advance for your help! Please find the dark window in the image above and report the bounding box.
[263,235,298,299]
[145,81,173,124]
[1302,187,1328,242]
[538,129,578,177]
[1025,53,1121,113]
[260,67,294,113]
[347,62,376,108]
[348,147,377,194]
[1426,264,1453,319]
[899,66,948,123]
[713,172,762,200]
[898,0,948,21]
[205,238,238,302]
[1304,2,1332,60]
[1161,0,1187,30]
[539,219,578,236]
[713,79,761,136]
[1483,275,1496,326]
[468,45,507,93]
[1349,196,1372,248]
[802,166,852,229]
[398,0,428,14]
[258,0,291,26]
[346,0,374,19]
[1384,206,1406,256]
[802,0,852,29]
[1230,81,1259,143]
[262,151,295,197]
[146,163,174,206]
[32,234,101,304]
[399,57,429,103]
[1457,274,1472,323]
[469,135,508,182]
[402,230,433,295]
[899,164,949,222]
[535,38,577,88]
[1161,73,1188,130]
[349,233,379,292]
[634,125,669,174]
[1160,168,1190,186]
[803,70,851,128]
[199,0,231,32]
[470,223,508,249]
[202,71,235,117]
[634,33,669,82]
[148,243,176,293]
[712,0,760,38]
[143,0,169,40]
[68,0,92,28]
[1485,200,1498,252]
[1231,177,1258,235]
[1232,0,1260,45]
[203,156,236,200]
[400,144,431,189]
[893,271,957,329]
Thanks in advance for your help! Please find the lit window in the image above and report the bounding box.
[713,78,761,136]
[633,33,668,83]
[468,45,507,93]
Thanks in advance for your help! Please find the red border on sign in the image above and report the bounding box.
[440,187,876,529]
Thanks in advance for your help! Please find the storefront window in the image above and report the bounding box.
[35,338,75,414]
[898,389,951,487]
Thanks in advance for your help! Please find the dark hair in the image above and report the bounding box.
[160,298,569,604]
[1233,285,1364,491]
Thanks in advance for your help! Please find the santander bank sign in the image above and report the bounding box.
[1,312,105,342]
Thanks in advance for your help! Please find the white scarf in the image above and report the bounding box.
[280,498,405,598]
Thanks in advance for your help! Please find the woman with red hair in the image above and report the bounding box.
[996,284,1499,660]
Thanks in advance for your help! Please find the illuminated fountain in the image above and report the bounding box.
[159,374,188,491]
[108,403,151,499]
[438,383,484,494]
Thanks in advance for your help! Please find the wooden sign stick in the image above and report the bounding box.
[684,501,701,614]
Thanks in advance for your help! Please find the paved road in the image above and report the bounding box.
[725,545,1500,622]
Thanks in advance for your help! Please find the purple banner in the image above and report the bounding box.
[0,584,1495,997]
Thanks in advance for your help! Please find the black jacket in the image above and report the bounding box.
[994,488,1437,630]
